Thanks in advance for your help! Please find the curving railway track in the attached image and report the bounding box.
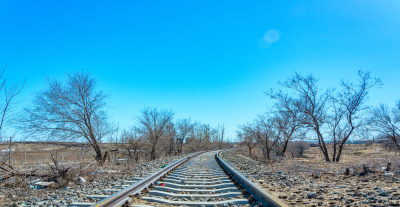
[69,151,287,207]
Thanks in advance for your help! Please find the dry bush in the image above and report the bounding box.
[0,149,102,189]
[287,141,310,158]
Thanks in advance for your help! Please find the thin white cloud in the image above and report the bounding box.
[258,29,281,49]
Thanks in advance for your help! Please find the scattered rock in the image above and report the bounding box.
[221,149,400,207]
[307,192,317,199]
[2,154,186,206]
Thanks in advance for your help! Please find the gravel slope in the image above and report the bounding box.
[221,150,400,207]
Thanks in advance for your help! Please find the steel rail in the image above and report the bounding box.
[215,151,288,207]
[92,152,203,207]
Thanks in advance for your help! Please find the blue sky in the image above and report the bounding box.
[1,0,400,140]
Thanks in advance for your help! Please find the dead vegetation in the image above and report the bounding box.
[0,143,97,189]
[0,141,192,206]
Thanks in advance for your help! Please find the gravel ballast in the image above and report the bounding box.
[221,150,400,207]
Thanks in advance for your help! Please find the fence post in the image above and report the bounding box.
[8,136,12,165]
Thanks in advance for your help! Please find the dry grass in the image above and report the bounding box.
[1,142,103,167]
[0,142,140,189]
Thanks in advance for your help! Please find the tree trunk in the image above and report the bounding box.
[177,144,183,155]
[248,146,252,157]
[321,145,330,162]
[317,130,330,162]
[265,142,271,161]
[332,141,337,162]
[150,145,157,160]
[135,154,139,162]
[392,130,400,151]
[335,143,345,162]
[281,128,296,156]
[133,147,139,162]
[281,139,289,156]
[92,142,106,166]
[101,151,109,164]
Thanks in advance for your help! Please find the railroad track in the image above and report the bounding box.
[69,151,287,207]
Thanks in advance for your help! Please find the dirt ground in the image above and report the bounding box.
[229,144,400,207]
[2,143,400,207]
[0,142,183,207]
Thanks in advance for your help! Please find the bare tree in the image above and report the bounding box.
[0,65,24,142]
[247,115,280,162]
[215,124,225,149]
[135,108,174,160]
[187,123,214,151]
[269,73,332,161]
[200,124,214,150]
[237,124,257,157]
[119,130,143,162]
[20,72,113,165]
[371,102,400,151]
[273,111,301,156]
[175,118,194,154]
[329,71,380,162]
[268,71,379,162]
[164,121,176,156]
